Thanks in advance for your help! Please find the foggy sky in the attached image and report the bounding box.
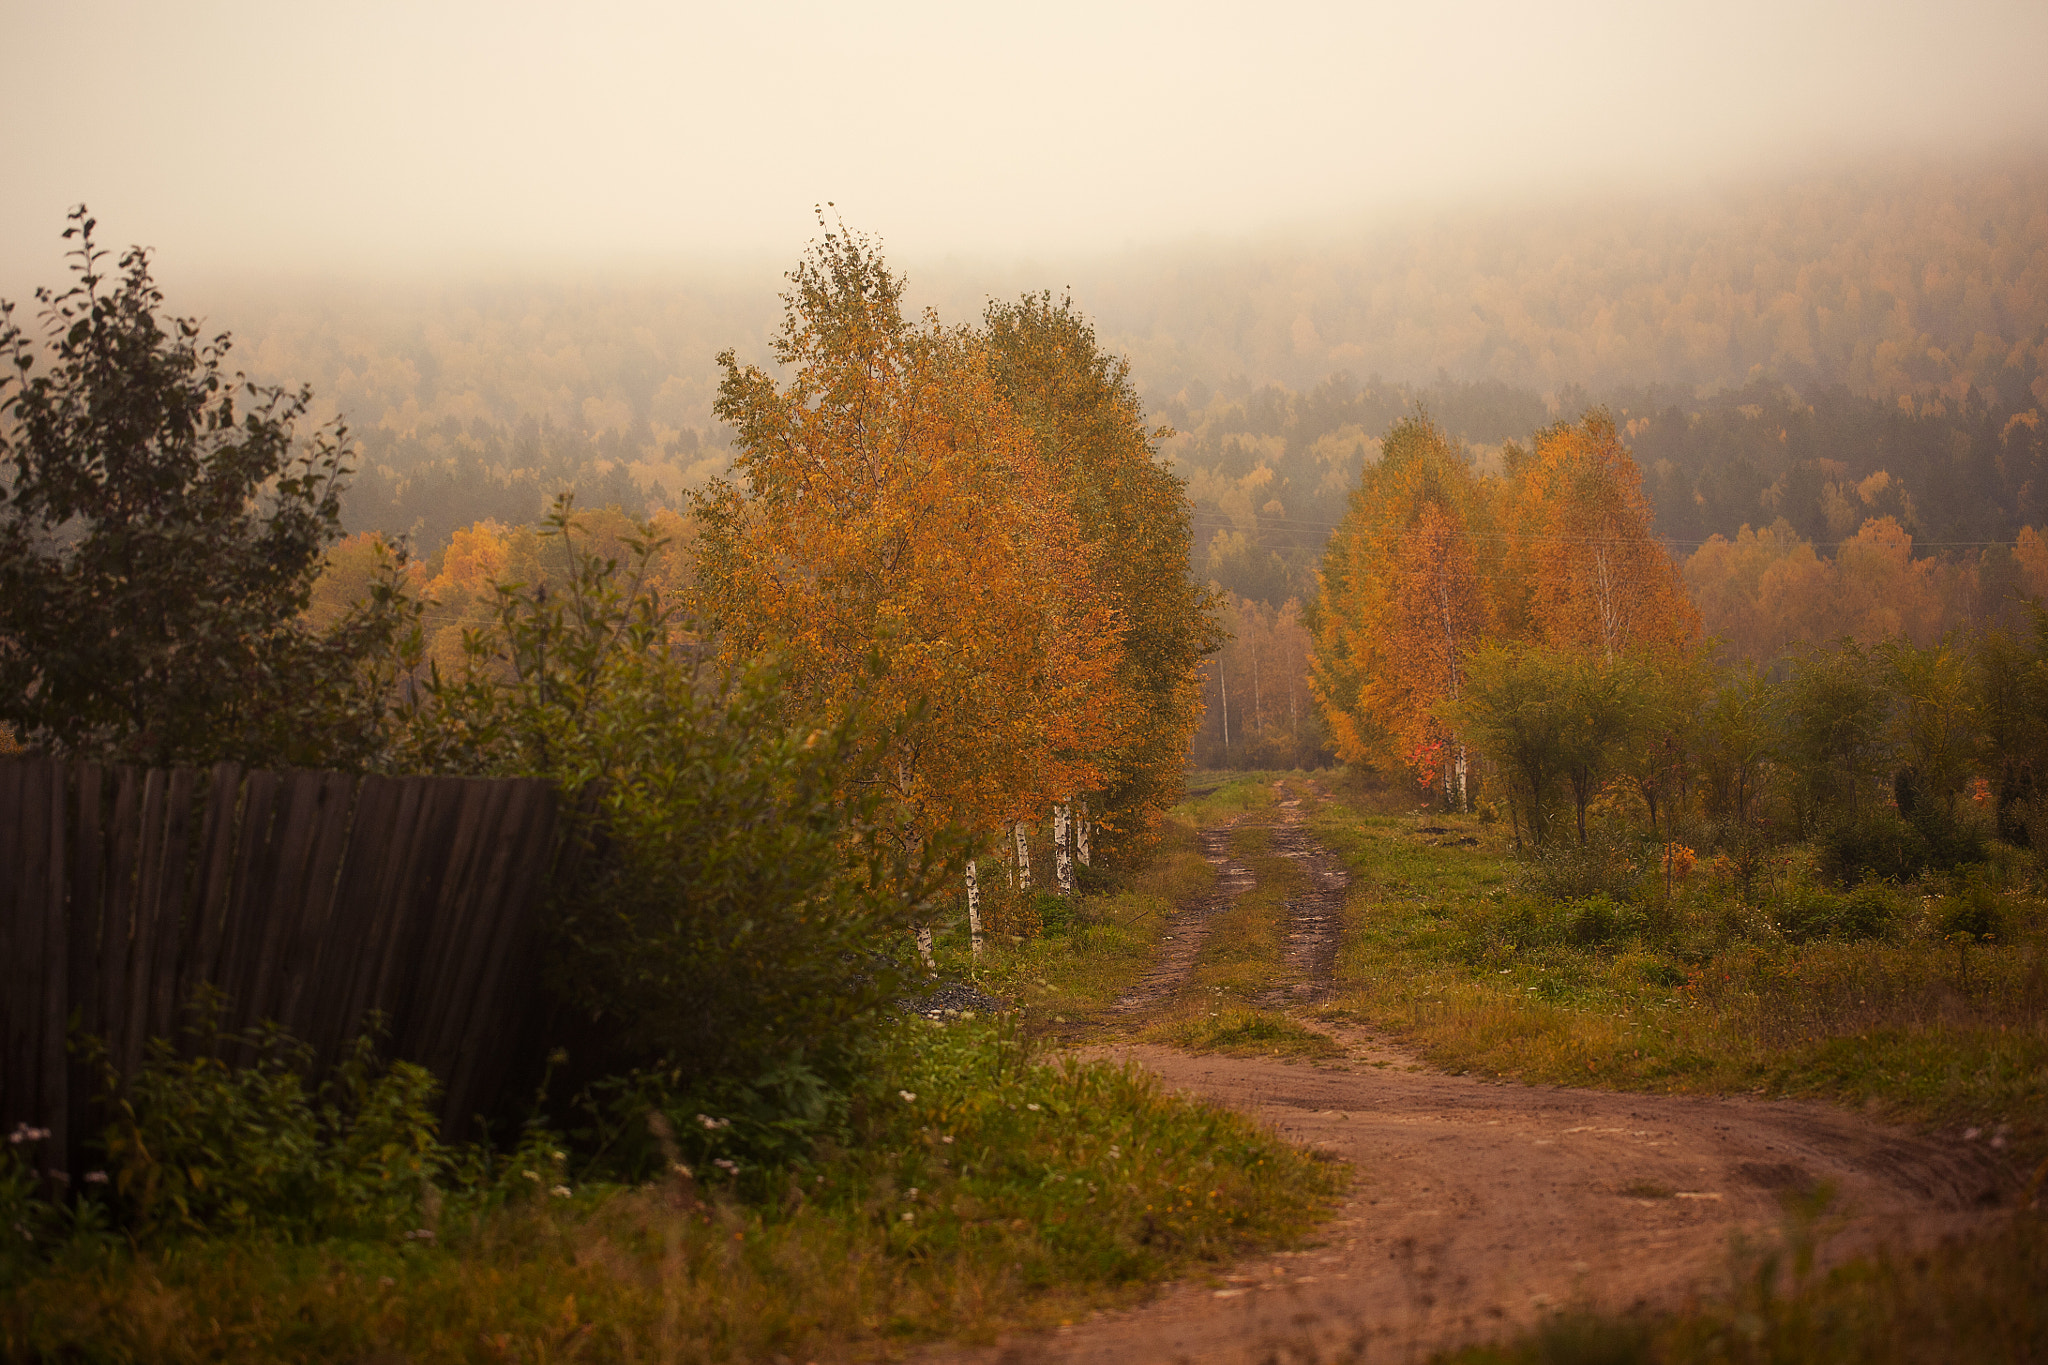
[3,0,2046,286]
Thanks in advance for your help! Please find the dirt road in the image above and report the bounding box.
[928,789,2014,1364]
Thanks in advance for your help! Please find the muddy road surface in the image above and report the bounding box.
[925,787,2014,1365]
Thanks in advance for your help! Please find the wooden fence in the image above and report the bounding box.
[0,755,590,1186]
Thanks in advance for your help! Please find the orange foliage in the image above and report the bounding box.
[1514,412,1699,658]
[1314,410,1698,788]
[303,531,424,633]
[695,230,1132,840]
[1311,417,1499,774]
[1682,515,2035,659]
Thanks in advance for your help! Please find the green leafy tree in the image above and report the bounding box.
[1444,643,1572,847]
[1447,642,1648,846]
[0,209,414,767]
[1698,661,1775,827]
[1773,641,1895,833]
[397,498,959,1092]
[1975,606,2048,842]
[1881,637,1980,825]
[1553,651,1649,846]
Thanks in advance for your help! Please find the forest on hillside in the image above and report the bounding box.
[198,155,2048,563]
[1094,154,2048,407]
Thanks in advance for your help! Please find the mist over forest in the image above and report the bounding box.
[174,155,2048,585]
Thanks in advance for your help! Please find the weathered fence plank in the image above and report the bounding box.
[0,758,579,1178]
[118,767,170,1080]
[142,768,199,1047]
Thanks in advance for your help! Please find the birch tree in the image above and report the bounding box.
[983,294,1223,844]
[694,225,1131,861]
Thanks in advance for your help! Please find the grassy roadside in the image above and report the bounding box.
[1295,773,2048,1361]
[936,812,1210,1029]
[1305,778,2048,1157]
[938,773,1282,1035]
[1442,1186,2048,1364]
[4,787,1358,1363]
[2,1018,1343,1363]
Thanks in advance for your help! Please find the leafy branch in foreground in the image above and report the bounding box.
[0,208,417,768]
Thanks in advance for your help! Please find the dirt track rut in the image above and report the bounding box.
[925,791,2016,1365]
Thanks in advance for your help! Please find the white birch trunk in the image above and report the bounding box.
[1456,746,1470,814]
[965,858,983,958]
[916,925,934,970]
[1220,668,1230,760]
[1013,821,1032,891]
[1054,802,1074,895]
[1076,795,1091,867]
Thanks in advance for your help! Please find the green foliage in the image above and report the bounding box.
[0,209,419,768]
[1976,611,2048,842]
[1815,807,1931,884]
[1521,832,1648,903]
[2,1020,1342,1362]
[396,496,960,1101]
[1774,642,1895,833]
[1774,880,1899,945]
[85,1008,444,1242]
[1448,644,1651,846]
[1936,878,2010,944]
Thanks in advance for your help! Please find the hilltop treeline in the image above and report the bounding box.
[1183,372,2048,768]
[1175,373,2047,606]
[190,156,2047,563]
[1096,155,2048,407]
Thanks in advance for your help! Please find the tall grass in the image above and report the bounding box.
[2,1019,1344,1363]
[1307,793,2048,1150]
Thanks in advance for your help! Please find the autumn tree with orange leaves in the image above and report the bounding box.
[1313,411,1699,811]
[982,292,1222,849]
[1510,412,1699,658]
[692,227,1135,865]
[1310,417,1498,802]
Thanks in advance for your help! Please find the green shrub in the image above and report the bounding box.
[1908,801,1991,871]
[1937,879,2009,944]
[396,500,963,1111]
[1817,808,1930,884]
[1836,882,1901,940]
[1773,876,1899,944]
[1522,832,1642,902]
[1566,894,1646,949]
[1034,891,1079,938]
[86,1010,445,1242]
